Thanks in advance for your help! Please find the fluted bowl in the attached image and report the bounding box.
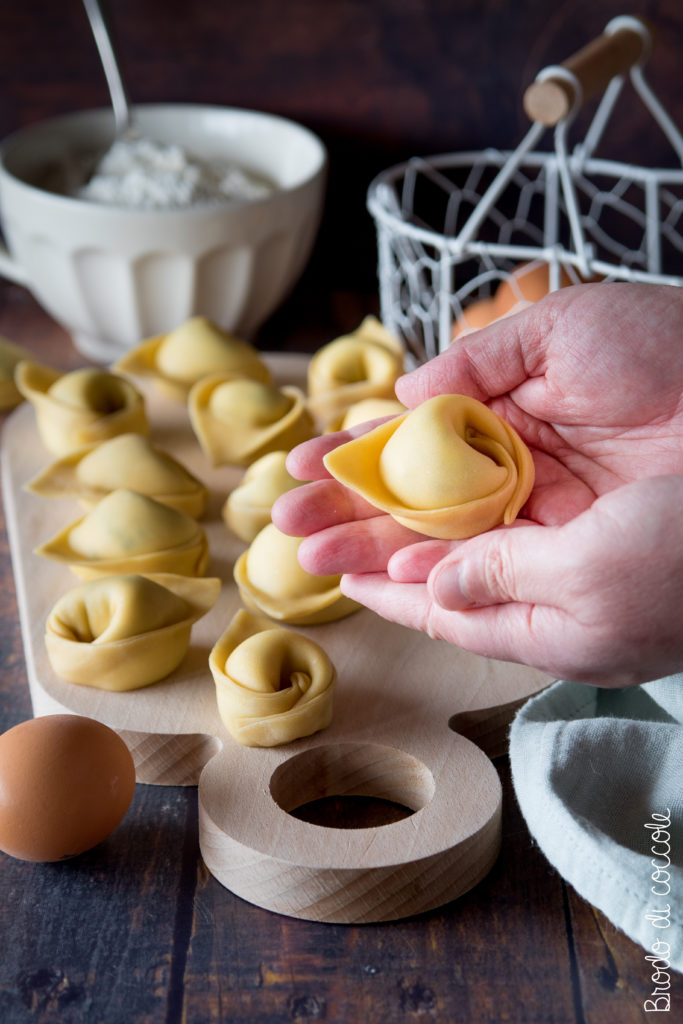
[0,104,327,362]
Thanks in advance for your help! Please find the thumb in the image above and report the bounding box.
[429,523,565,611]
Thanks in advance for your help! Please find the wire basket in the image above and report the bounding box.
[367,15,683,366]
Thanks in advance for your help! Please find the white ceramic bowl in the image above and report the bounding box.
[0,104,327,362]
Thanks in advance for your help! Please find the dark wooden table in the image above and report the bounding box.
[0,280,680,1024]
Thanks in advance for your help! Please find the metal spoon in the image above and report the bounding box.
[82,0,134,140]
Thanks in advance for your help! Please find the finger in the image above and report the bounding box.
[299,516,422,575]
[286,420,378,481]
[286,434,349,481]
[340,573,432,628]
[427,522,566,611]
[386,521,535,583]
[395,298,551,407]
[272,478,383,538]
[340,572,568,676]
[387,539,457,583]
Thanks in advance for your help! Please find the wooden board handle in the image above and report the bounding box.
[523,17,652,126]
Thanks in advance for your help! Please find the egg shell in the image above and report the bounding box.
[0,714,136,862]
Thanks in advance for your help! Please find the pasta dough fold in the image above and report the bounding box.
[114,316,271,400]
[46,573,220,691]
[189,375,314,466]
[15,362,148,456]
[234,523,359,625]
[306,317,404,429]
[26,433,208,518]
[323,394,535,539]
[35,488,210,578]
[222,450,302,543]
[335,397,406,432]
[209,609,336,746]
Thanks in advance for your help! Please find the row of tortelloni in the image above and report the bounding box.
[13,313,408,469]
[35,500,349,748]
[45,572,338,748]
[28,444,355,749]
[112,313,409,465]
[29,469,354,746]
[14,314,408,750]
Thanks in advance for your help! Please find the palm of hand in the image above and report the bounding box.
[405,282,683,526]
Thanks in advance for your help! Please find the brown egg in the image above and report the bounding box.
[452,262,593,338]
[0,715,136,862]
[493,261,578,315]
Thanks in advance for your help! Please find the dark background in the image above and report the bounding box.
[2,0,683,346]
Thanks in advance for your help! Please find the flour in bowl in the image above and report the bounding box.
[75,136,274,209]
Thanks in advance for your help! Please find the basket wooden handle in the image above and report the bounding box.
[523,17,652,126]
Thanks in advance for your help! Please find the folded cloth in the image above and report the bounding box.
[509,675,683,974]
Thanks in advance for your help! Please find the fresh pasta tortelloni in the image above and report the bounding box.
[306,316,404,429]
[0,335,32,410]
[35,488,210,579]
[114,316,271,401]
[45,573,221,691]
[323,394,535,540]
[335,397,406,432]
[234,523,360,625]
[189,375,314,467]
[222,450,302,543]
[14,361,148,456]
[26,433,209,518]
[209,609,336,746]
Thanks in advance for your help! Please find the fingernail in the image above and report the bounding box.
[432,563,468,610]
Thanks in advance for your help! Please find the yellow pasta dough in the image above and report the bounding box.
[209,609,336,746]
[45,573,221,691]
[0,335,32,409]
[35,488,210,578]
[323,394,535,539]
[189,375,314,467]
[222,450,302,543]
[114,316,271,401]
[15,361,148,456]
[306,316,404,429]
[234,522,359,625]
[337,397,406,431]
[26,433,208,518]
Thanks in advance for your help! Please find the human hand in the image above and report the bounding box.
[272,282,683,685]
[398,281,683,525]
[342,475,683,687]
[275,463,683,686]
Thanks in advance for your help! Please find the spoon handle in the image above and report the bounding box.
[82,0,132,138]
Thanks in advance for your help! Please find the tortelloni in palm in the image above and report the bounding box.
[45,573,221,691]
[15,361,148,457]
[222,450,302,543]
[35,488,210,578]
[306,316,405,430]
[234,523,360,625]
[209,609,336,746]
[114,316,271,401]
[26,433,209,518]
[324,394,535,540]
[189,375,314,467]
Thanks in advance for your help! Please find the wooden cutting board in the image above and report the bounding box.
[1,352,552,923]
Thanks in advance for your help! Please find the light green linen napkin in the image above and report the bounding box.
[509,675,682,975]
